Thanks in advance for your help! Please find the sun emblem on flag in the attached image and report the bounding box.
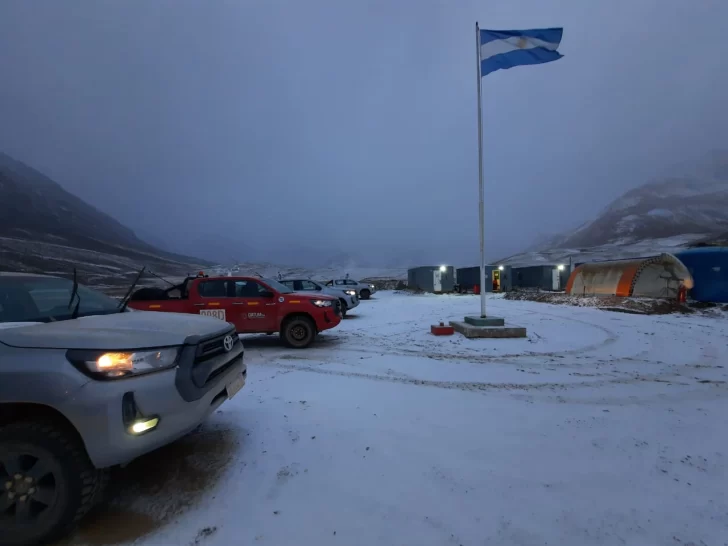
[516,37,529,49]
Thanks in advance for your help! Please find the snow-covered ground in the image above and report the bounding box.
[63,292,728,546]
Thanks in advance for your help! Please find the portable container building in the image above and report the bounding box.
[512,265,569,291]
[407,266,456,293]
[455,265,512,292]
[674,247,728,303]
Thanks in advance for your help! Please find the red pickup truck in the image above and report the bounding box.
[127,275,342,348]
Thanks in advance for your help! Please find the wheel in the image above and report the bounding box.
[339,299,348,318]
[0,420,108,546]
[281,316,316,348]
[360,289,371,300]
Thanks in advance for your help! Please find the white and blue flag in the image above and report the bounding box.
[479,28,563,77]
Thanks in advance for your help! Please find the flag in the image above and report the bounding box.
[479,28,563,77]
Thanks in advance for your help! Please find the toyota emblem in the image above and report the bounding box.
[223,335,234,352]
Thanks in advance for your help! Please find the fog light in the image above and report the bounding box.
[130,417,159,435]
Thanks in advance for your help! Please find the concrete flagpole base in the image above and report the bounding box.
[450,315,527,338]
[464,315,504,327]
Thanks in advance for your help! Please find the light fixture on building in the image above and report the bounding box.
[439,265,447,272]
[557,264,565,271]
[498,265,504,271]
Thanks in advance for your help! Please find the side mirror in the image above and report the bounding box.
[260,290,275,298]
[316,285,322,291]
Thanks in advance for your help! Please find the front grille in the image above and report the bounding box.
[206,357,241,385]
[196,331,239,363]
[175,329,244,402]
[191,330,243,388]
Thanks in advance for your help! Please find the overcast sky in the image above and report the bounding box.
[1,0,726,267]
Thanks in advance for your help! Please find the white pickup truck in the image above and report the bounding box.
[0,272,246,545]
[324,278,376,300]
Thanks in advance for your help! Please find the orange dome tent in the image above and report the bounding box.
[565,253,693,298]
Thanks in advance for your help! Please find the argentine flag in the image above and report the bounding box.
[479,28,563,77]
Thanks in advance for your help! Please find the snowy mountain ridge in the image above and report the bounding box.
[211,262,408,282]
[500,151,728,267]
[0,151,410,288]
[0,151,211,283]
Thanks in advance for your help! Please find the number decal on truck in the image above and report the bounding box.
[200,309,226,321]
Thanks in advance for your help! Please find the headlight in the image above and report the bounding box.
[311,299,333,307]
[370,284,375,288]
[344,290,356,296]
[67,347,181,379]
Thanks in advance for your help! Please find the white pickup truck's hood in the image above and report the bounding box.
[0,311,232,350]
[0,322,44,330]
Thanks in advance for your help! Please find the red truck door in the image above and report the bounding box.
[193,278,239,327]
[192,277,279,332]
[228,278,279,333]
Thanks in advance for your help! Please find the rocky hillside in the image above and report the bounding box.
[561,151,728,249]
[0,151,209,287]
[500,151,728,266]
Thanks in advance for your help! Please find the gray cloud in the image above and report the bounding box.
[1,0,726,267]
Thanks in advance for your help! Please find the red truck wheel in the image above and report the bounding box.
[281,316,316,348]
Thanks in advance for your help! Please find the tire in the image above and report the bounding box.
[339,299,348,318]
[360,289,371,300]
[281,316,316,348]
[0,420,108,546]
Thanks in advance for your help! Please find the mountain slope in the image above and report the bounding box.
[561,152,728,249]
[499,151,728,267]
[0,151,208,262]
[0,151,210,285]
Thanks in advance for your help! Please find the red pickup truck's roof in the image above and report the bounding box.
[185,276,336,300]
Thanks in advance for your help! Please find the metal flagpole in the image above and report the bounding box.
[475,22,487,318]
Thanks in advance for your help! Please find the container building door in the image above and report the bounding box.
[552,268,561,290]
[432,270,443,292]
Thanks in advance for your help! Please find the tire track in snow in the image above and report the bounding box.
[255,357,705,396]
[273,345,654,373]
[248,295,690,394]
[339,306,623,361]
[254,360,561,392]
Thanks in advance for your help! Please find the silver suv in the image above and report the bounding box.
[0,273,246,545]
[279,278,359,317]
[324,278,376,300]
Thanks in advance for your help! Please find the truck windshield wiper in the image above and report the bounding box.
[69,268,81,319]
[118,267,146,313]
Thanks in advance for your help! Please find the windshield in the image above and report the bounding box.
[0,276,121,323]
[261,278,293,294]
